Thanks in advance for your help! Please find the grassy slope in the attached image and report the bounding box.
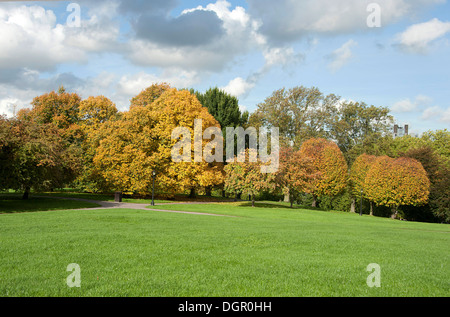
[0,202,448,297]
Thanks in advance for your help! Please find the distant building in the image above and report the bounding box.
[393,124,409,138]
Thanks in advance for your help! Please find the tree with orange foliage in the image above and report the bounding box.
[18,86,81,132]
[278,147,317,207]
[365,156,430,219]
[298,138,348,207]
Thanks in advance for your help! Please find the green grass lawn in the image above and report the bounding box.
[0,201,448,296]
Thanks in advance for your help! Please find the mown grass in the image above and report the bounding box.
[0,201,448,297]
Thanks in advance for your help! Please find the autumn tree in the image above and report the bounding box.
[277,147,317,208]
[79,96,118,125]
[18,86,82,133]
[10,87,84,193]
[400,146,450,222]
[0,117,80,199]
[298,138,348,207]
[224,149,277,207]
[349,154,377,214]
[92,85,224,197]
[130,82,171,109]
[75,96,119,192]
[365,156,430,219]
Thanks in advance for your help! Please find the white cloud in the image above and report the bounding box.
[396,18,450,53]
[326,39,357,72]
[0,5,86,71]
[391,94,433,113]
[221,77,256,98]
[421,105,450,123]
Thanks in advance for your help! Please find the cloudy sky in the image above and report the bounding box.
[1,0,449,134]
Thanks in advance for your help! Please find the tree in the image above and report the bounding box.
[400,146,450,222]
[75,96,119,192]
[1,117,80,199]
[277,147,317,207]
[365,156,430,219]
[92,85,224,196]
[224,149,277,207]
[193,87,249,196]
[18,86,82,131]
[0,116,16,191]
[328,101,393,164]
[193,87,249,129]
[130,82,171,109]
[421,129,450,166]
[349,154,377,214]
[298,138,348,207]
[248,86,339,148]
[79,96,118,125]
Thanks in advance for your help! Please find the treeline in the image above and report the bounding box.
[0,84,448,223]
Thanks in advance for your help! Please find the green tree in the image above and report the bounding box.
[193,87,248,129]
[329,101,393,164]
[248,86,339,148]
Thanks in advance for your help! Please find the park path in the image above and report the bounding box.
[35,196,237,217]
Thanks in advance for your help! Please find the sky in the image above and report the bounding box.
[0,0,449,135]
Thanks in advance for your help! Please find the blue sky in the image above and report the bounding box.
[0,0,449,135]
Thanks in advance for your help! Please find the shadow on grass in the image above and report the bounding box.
[0,195,100,214]
[238,201,328,211]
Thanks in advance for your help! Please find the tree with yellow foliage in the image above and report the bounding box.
[92,84,224,196]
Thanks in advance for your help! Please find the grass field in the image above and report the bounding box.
[0,200,448,297]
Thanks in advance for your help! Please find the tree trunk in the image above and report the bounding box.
[391,206,398,219]
[290,200,293,208]
[205,186,212,197]
[370,202,374,216]
[311,195,317,208]
[284,188,290,203]
[189,188,196,198]
[350,198,356,213]
[22,186,30,200]
[252,196,255,207]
